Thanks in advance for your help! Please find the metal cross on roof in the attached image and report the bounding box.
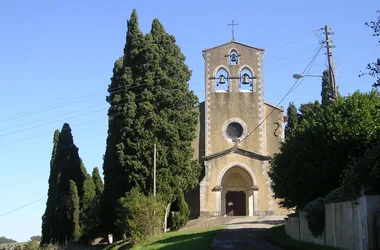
[228,19,239,40]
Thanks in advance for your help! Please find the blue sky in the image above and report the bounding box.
[0,0,378,242]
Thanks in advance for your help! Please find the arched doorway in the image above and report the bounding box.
[221,166,254,216]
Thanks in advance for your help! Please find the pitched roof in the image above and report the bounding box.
[202,40,264,53]
[202,147,271,161]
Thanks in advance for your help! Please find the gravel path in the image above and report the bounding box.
[211,216,286,250]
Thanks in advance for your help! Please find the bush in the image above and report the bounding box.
[115,188,164,245]
[169,192,190,231]
[304,198,325,238]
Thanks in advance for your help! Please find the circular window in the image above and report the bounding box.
[226,122,243,139]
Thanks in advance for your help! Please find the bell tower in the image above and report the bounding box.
[203,41,265,156]
[196,38,286,217]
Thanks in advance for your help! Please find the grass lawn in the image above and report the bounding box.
[132,226,222,250]
[264,224,341,250]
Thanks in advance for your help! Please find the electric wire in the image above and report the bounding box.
[0,196,47,218]
[0,36,321,123]
[233,43,324,147]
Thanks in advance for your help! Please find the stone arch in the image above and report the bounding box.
[217,161,256,187]
[238,65,256,92]
[217,162,257,216]
[213,65,230,92]
[228,48,239,65]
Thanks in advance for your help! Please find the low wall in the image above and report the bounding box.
[284,195,380,250]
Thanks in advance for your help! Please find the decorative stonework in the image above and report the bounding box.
[256,51,265,155]
[205,52,211,155]
[221,118,248,144]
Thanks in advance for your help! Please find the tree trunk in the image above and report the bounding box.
[163,203,171,233]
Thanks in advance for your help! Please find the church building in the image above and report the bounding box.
[188,37,289,217]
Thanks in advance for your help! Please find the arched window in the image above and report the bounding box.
[215,68,229,92]
[239,68,256,92]
[229,49,239,65]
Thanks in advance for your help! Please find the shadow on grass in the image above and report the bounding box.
[140,229,220,250]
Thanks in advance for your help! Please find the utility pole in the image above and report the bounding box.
[324,25,338,100]
[153,144,156,197]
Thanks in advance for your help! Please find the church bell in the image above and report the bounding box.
[230,53,238,63]
[241,74,250,85]
[218,74,226,85]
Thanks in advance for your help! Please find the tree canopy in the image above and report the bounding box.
[102,9,200,236]
[361,10,380,87]
[41,123,96,245]
[269,91,380,208]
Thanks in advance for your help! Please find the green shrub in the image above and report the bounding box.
[115,188,164,245]
[169,192,190,231]
[304,198,325,238]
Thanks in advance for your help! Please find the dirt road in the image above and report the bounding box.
[211,215,285,250]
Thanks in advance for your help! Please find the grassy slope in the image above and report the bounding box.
[103,226,222,250]
[264,224,341,250]
[134,227,221,250]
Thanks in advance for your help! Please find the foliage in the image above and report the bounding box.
[23,240,40,250]
[65,180,81,242]
[360,10,380,87]
[321,69,332,106]
[115,188,164,246]
[41,130,60,245]
[342,137,380,197]
[81,168,104,240]
[269,91,380,209]
[285,102,298,138]
[169,192,190,231]
[30,236,41,242]
[264,224,340,250]
[41,124,95,245]
[103,9,200,235]
[0,237,16,244]
[304,198,325,238]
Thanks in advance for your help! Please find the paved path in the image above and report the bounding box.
[211,216,286,250]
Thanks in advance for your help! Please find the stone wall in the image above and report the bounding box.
[284,195,380,250]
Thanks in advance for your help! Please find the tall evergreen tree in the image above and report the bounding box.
[42,123,94,244]
[82,168,104,238]
[285,102,298,138]
[321,69,332,106]
[102,11,200,235]
[41,130,60,245]
[148,19,200,229]
[102,9,146,234]
[64,180,81,243]
[92,167,104,196]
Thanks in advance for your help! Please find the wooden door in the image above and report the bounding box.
[226,191,246,216]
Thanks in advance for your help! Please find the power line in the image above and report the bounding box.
[0,79,206,135]
[0,91,196,147]
[1,36,322,124]
[234,43,324,147]
[0,196,47,218]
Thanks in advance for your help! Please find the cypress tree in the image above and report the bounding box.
[41,123,94,244]
[103,11,200,235]
[102,9,146,234]
[92,167,104,196]
[66,180,81,242]
[285,102,298,138]
[41,130,60,245]
[83,168,104,238]
[148,19,200,228]
[321,69,332,106]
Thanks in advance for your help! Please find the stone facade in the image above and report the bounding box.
[187,40,288,217]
